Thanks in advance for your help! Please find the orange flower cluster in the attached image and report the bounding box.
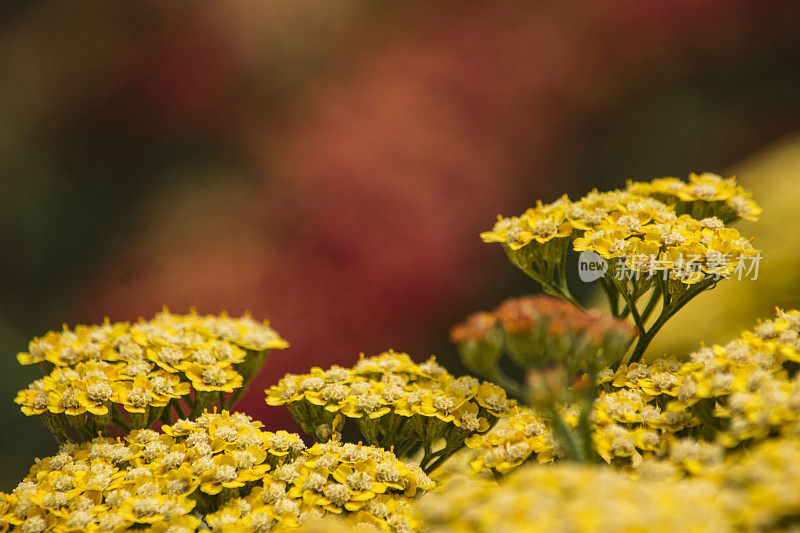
[452,295,636,379]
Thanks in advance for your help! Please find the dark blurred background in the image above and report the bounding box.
[1,0,799,489]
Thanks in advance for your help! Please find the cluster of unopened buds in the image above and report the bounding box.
[14,310,288,440]
[451,295,636,463]
[451,295,636,390]
[266,350,516,473]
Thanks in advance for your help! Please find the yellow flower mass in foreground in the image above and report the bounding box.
[0,410,434,533]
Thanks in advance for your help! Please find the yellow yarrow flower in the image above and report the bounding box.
[267,351,514,473]
[417,461,731,533]
[205,440,431,532]
[15,311,287,441]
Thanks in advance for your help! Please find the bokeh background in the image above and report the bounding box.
[1,0,799,490]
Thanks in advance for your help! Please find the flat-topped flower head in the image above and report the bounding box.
[154,309,289,352]
[15,310,288,440]
[483,172,758,321]
[628,173,761,222]
[266,351,515,472]
[481,173,760,368]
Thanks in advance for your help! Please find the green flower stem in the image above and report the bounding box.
[639,283,663,325]
[508,245,585,311]
[190,391,220,419]
[422,447,461,474]
[534,254,585,311]
[420,439,434,471]
[68,415,95,441]
[172,399,187,420]
[159,405,174,425]
[394,439,418,459]
[530,263,584,311]
[547,405,585,463]
[541,277,585,311]
[624,277,717,364]
[599,277,622,317]
[377,414,401,450]
[577,412,596,463]
[607,273,715,366]
[576,375,600,464]
[423,453,452,474]
[554,250,581,307]
[486,370,526,401]
[41,413,69,444]
[611,277,645,330]
[527,373,589,463]
[111,405,131,432]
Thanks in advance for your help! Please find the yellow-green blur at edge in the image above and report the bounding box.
[648,137,800,358]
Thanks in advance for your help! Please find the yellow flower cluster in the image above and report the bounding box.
[0,410,303,533]
[15,310,288,440]
[481,173,760,289]
[587,357,696,467]
[590,386,696,467]
[632,437,724,479]
[713,437,800,531]
[632,435,800,531]
[464,408,557,474]
[626,172,761,222]
[266,351,516,472]
[467,386,699,475]
[204,440,432,532]
[160,411,306,501]
[416,462,730,533]
[432,435,800,533]
[603,308,800,453]
[480,173,762,365]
